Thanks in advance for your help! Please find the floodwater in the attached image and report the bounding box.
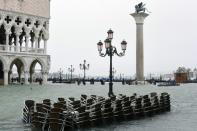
[0,83,197,131]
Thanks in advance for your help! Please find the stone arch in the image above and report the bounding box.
[29,58,46,83]
[9,57,27,84]
[29,58,46,71]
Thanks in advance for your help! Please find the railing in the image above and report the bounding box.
[0,45,45,54]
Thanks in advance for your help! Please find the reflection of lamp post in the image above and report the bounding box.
[97,29,127,97]
[79,60,90,80]
[59,68,63,82]
[68,65,74,81]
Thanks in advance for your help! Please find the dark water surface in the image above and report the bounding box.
[0,83,197,131]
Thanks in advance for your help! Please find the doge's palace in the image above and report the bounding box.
[0,0,51,85]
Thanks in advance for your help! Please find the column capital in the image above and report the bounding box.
[4,25,12,35]
[34,29,41,38]
[42,71,49,75]
[24,70,30,74]
[130,12,149,24]
[43,30,49,40]
[24,27,31,38]
[3,69,9,73]
[15,27,22,36]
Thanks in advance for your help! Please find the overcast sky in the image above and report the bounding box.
[47,0,197,77]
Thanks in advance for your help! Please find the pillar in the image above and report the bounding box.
[25,36,29,52]
[42,71,48,85]
[3,69,8,85]
[24,70,29,84]
[15,28,22,52]
[5,27,11,51]
[34,30,40,53]
[44,40,47,54]
[131,12,149,81]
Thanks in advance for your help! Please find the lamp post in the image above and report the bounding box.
[112,67,116,80]
[79,60,90,80]
[68,65,74,81]
[97,29,127,97]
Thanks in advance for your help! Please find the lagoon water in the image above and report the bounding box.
[0,83,197,131]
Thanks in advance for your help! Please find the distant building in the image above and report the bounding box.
[175,67,187,83]
[175,73,187,83]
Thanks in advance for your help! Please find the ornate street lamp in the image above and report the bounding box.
[97,29,127,97]
[68,65,74,81]
[112,67,116,79]
[79,60,90,80]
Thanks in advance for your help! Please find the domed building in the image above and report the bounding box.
[0,0,51,85]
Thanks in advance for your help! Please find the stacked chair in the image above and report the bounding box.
[23,92,171,131]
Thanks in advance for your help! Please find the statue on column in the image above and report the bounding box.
[135,2,151,13]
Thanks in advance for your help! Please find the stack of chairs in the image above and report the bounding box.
[160,92,171,112]
[142,95,153,116]
[31,102,50,130]
[23,100,35,123]
[102,99,113,123]
[67,97,90,128]
[47,107,65,131]
[150,92,161,114]
[121,95,134,119]
[23,92,171,130]
[89,102,102,126]
[112,98,123,120]
[134,97,144,117]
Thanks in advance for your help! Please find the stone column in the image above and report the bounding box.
[34,30,40,53]
[5,26,11,51]
[24,70,29,84]
[42,71,48,85]
[3,69,9,85]
[131,12,149,81]
[43,30,49,54]
[44,40,47,54]
[15,27,22,52]
[25,36,29,52]
[5,32,9,51]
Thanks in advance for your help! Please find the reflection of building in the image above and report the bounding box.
[0,0,51,85]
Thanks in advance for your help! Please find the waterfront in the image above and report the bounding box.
[0,83,197,131]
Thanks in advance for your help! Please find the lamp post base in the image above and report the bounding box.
[108,82,115,97]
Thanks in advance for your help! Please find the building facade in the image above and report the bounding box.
[0,0,51,85]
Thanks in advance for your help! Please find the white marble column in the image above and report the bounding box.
[5,26,11,51]
[24,70,29,84]
[3,69,9,85]
[24,28,31,52]
[15,28,22,52]
[44,40,47,54]
[42,71,48,85]
[131,12,149,81]
[25,36,29,52]
[34,30,40,53]
[5,33,9,51]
